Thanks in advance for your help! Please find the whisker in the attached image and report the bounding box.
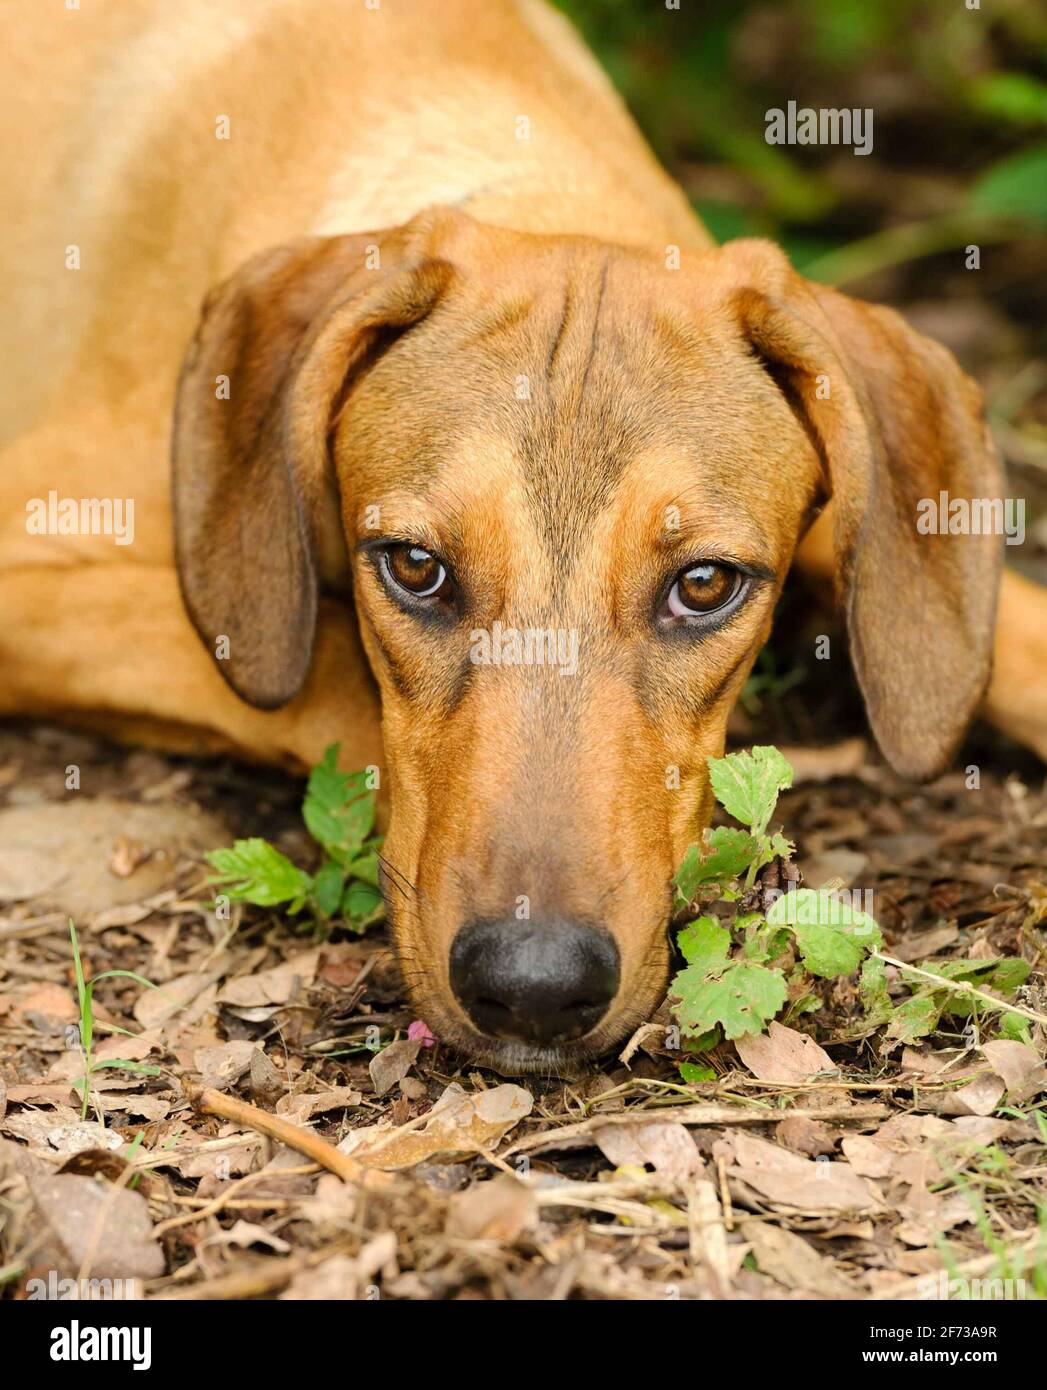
[377,852,416,899]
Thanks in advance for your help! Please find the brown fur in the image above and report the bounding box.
[2,0,1044,1073]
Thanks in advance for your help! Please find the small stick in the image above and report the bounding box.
[184,1083,389,1188]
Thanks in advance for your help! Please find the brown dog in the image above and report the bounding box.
[3,0,1045,1074]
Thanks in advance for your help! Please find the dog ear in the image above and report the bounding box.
[172,223,454,709]
[725,240,1004,779]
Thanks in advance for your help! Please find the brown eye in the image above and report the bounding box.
[383,543,450,601]
[664,562,742,620]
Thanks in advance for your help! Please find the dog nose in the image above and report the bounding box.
[449,918,620,1046]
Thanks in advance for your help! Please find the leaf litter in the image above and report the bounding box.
[0,721,1045,1300]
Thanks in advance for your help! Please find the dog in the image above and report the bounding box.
[3,0,1046,1075]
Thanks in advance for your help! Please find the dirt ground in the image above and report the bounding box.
[1,698,1044,1302]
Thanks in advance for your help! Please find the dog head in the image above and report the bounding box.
[174,207,1002,1073]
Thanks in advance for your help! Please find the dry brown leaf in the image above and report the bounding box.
[740,1219,855,1297]
[2,1111,123,1158]
[276,1087,363,1124]
[445,1175,538,1242]
[592,1120,702,1184]
[939,1072,1006,1116]
[618,1022,664,1067]
[29,1173,165,1279]
[735,1021,835,1084]
[728,1132,881,1215]
[368,1038,422,1097]
[339,1082,533,1169]
[11,981,79,1030]
[774,1115,838,1156]
[841,1133,895,1178]
[135,969,223,1028]
[192,1040,255,1090]
[980,1040,1047,1102]
[217,950,320,1008]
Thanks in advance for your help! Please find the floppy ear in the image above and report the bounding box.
[724,240,1004,780]
[172,223,453,708]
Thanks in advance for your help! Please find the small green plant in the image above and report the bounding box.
[669,746,1035,1064]
[68,919,159,1121]
[205,744,384,934]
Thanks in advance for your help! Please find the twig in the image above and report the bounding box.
[184,1083,390,1188]
[503,1102,890,1157]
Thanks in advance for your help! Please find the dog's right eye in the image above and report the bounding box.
[379,543,452,604]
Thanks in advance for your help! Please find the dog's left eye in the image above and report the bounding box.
[661,562,744,623]
[380,543,452,603]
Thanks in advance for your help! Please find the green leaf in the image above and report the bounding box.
[69,919,91,1054]
[671,959,787,1041]
[997,1012,1032,1045]
[677,917,731,969]
[674,828,760,902]
[767,888,881,977]
[86,970,156,991]
[921,957,1031,995]
[90,1060,162,1077]
[347,850,381,890]
[311,859,346,919]
[707,746,793,833]
[885,992,943,1045]
[859,955,892,1027]
[205,839,313,908]
[342,879,384,930]
[741,914,790,964]
[970,144,1047,226]
[303,744,375,864]
[678,1061,716,1083]
[968,74,1047,127]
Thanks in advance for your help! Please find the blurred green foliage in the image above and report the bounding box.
[554,0,1047,285]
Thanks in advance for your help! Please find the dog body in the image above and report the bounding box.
[3,0,1046,1072]
[0,0,703,767]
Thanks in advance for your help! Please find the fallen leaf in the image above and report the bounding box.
[774,1115,838,1156]
[0,798,225,915]
[940,1072,1006,1117]
[445,1175,538,1242]
[592,1121,702,1184]
[11,981,78,1031]
[740,1219,855,1297]
[980,1040,1047,1102]
[276,1087,363,1123]
[2,1112,124,1158]
[193,1041,255,1090]
[339,1083,533,1169]
[29,1173,164,1279]
[135,969,223,1028]
[841,1133,895,1178]
[728,1132,880,1214]
[736,1021,835,1084]
[218,950,320,1007]
[368,1038,422,1097]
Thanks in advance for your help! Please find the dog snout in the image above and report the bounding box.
[449,918,620,1046]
